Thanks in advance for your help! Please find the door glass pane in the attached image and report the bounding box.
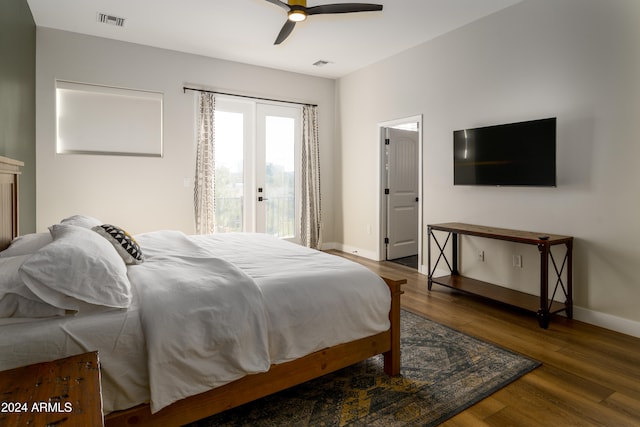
[214,110,244,232]
[265,116,295,238]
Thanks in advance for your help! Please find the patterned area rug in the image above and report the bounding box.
[187,310,540,426]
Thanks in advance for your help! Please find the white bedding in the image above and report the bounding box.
[0,293,148,414]
[129,232,271,412]
[0,231,391,415]
[188,232,391,363]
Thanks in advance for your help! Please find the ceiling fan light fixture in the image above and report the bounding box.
[267,0,383,44]
[288,10,307,22]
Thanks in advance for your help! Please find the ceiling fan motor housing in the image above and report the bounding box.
[287,0,307,22]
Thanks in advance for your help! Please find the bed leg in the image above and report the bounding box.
[382,277,405,376]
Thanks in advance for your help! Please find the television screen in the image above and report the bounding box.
[453,117,556,187]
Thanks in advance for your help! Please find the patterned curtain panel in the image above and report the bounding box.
[194,93,216,234]
[301,105,322,248]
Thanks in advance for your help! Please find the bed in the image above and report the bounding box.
[0,157,404,427]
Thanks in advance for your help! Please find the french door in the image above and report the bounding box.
[213,97,301,242]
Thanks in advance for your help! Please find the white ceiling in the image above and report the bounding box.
[27,0,523,79]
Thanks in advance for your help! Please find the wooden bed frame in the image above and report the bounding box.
[0,156,23,251]
[0,157,405,427]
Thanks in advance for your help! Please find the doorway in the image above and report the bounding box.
[379,116,423,270]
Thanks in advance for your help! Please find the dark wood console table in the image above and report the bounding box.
[427,223,573,328]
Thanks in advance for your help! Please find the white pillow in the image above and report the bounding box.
[19,224,132,310]
[0,255,65,318]
[1,255,38,298]
[0,294,66,318]
[60,214,103,229]
[0,233,53,258]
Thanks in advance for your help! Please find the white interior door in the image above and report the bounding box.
[386,128,419,260]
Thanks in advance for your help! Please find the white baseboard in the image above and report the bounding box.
[573,306,640,338]
[322,242,380,261]
[319,241,339,251]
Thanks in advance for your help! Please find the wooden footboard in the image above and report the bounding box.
[105,276,404,427]
[383,276,404,376]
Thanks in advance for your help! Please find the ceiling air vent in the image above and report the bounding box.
[97,13,126,27]
[313,60,331,67]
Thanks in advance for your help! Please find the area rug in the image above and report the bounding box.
[187,310,540,426]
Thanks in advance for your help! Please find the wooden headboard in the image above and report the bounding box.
[0,156,23,251]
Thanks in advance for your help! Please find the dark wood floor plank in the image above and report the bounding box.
[527,363,614,403]
[521,370,640,427]
[490,379,600,427]
[602,392,640,422]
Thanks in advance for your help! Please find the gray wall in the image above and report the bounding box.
[336,0,640,335]
[0,0,36,233]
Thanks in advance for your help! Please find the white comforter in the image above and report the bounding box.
[1,231,391,415]
[129,232,270,412]
[189,232,392,363]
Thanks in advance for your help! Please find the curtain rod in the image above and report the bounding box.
[183,86,317,107]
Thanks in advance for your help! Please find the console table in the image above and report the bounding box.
[427,223,573,328]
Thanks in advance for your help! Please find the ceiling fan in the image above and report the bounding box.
[264,0,383,45]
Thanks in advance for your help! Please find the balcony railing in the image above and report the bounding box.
[214,196,295,238]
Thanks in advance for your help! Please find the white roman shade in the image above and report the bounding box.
[56,80,163,157]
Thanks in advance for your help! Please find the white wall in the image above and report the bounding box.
[36,28,336,241]
[336,0,640,335]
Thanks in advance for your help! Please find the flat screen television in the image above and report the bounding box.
[453,117,556,187]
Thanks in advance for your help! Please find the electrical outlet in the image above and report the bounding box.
[513,254,523,268]
[478,250,484,262]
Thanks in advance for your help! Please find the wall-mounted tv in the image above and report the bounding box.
[453,117,556,187]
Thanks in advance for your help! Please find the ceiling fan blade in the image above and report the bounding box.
[264,0,290,12]
[274,19,296,45]
[307,3,383,15]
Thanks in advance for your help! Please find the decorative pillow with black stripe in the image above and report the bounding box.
[93,224,144,265]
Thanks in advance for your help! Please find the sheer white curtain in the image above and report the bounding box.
[301,105,322,248]
[194,93,215,234]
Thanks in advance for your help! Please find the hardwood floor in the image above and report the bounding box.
[332,251,640,427]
